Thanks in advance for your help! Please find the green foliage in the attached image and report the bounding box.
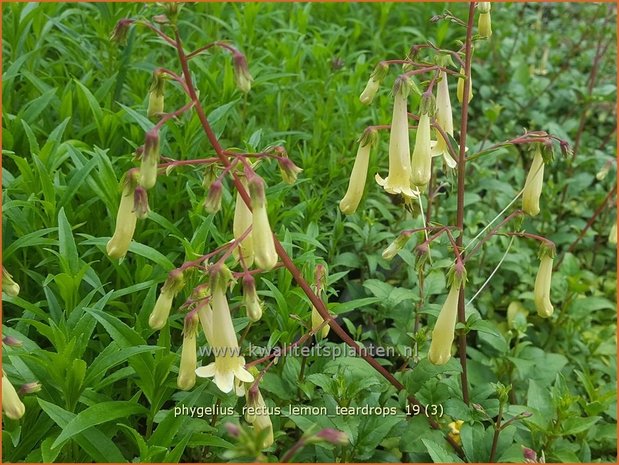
[2,2,616,463]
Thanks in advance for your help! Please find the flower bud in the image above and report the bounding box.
[106,171,139,260]
[312,307,330,340]
[3,336,23,348]
[534,249,554,318]
[314,428,348,446]
[204,179,224,214]
[18,381,42,395]
[2,267,20,297]
[233,178,254,267]
[233,53,253,94]
[339,129,375,215]
[133,186,150,219]
[411,112,433,189]
[139,129,160,190]
[110,19,132,44]
[428,276,463,365]
[245,387,274,449]
[432,71,457,168]
[278,157,303,185]
[148,270,185,330]
[249,176,278,271]
[177,311,199,391]
[147,70,165,118]
[375,76,417,198]
[225,422,241,438]
[478,12,492,38]
[242,275,263,322]
[359,63,388,105]
[456,67,473,104]
[382,232,411,260]
[2,373,25,420]
[522,147,545,216]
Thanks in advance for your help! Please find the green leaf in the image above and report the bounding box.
[37,399,126,462]
[421,438,464,463]
[58,207,80,275]
[51,401,148,448]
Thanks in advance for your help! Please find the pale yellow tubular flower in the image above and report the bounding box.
[2,372,25,420]
[177,311,199,391]
[339,131,374,215]
[2,267,20,297]
[431,71,457,168]
[478,12,492,38]
[246,387,274,449]
[375,77,417,198]
[106,171,138,260]
[534,253,554,318]
[411,112,433,189]
[456,67,473,104]
[233,177,255,266]
[197,299,215,346]
[148,270,185,330]
[249,176,278,271]
[522,148,545,216]
[428,279,461,365]
[195,266,254,394]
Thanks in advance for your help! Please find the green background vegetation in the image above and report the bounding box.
[2,2,616,463]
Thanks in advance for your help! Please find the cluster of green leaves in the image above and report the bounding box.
[2,2,616,463]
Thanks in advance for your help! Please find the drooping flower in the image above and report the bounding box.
[204,179,223,214]
[456,67,473,104]
[428,268,466,365]
[359,62,388,105]
[233,177,254,266]
[233,53,253,94]
[242,274,263,322]
[2,372,25,420]
[310,265,329,340]
[2,267,20,297]
[148,269,185,330]
[177,311,199,391]
[478,3,492,38]
[147,70,165,118]
[375,77,417,198]
[139,129,160,190]
[411,112,433,189]
[534,247,554,318]
[277,156,303,185]
[339,129,376,215]
[195,266,254,394]
[245,386,274,449]
[249,176,278,271]
[522,146,545,216]
[106,170,139,260]
[431,71,457,168]
[382,232,412,260]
